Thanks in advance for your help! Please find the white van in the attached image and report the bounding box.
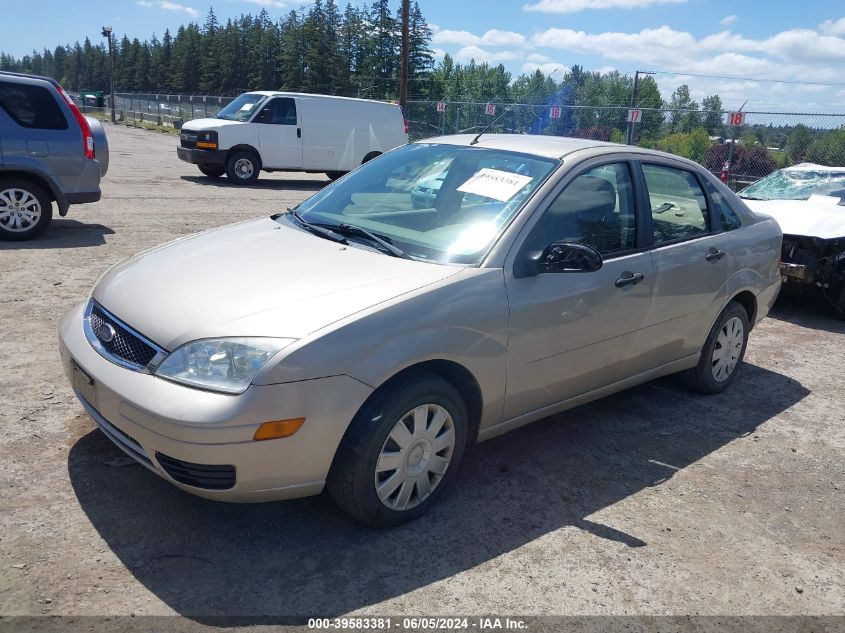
[176,91,408,184]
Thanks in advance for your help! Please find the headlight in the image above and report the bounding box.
[155,338,293,394]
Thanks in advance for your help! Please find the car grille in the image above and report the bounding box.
[85,301,165,371]
[180,132,197,148]
[155,453,236,490]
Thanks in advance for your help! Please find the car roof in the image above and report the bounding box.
[243,90,397,106]
[0,70,59,87]
[784,162,845,174]
[416,133,699,166]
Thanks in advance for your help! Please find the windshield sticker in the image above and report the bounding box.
[457,168,533,202]
[240,103,254,111]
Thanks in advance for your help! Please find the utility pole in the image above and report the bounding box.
[626,69,654,145]
[101,26,116,123]
[399,0,409,109]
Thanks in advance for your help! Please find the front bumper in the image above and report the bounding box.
[177,146,227,166]
[59,301,373,502]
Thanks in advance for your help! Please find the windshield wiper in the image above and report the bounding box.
[284,208,348,245]
[321,222,410,259]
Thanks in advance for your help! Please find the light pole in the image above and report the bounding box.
[101,26,116,123]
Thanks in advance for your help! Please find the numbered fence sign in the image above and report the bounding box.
[550,106,562,119]
[436,101,446,113]
[485,102,496,116]
[729,111,744,126]
[627,109,642,123]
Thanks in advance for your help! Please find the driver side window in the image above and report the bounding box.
[524,162,636,257]
[257,98,297,125]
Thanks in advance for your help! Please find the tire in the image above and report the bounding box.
[327,370,469,527]
[362,151,381,164]
[0,179,53,241]
[836,283,845,321]
[225,151,260,185]
[198,164,225,178]
[325,171,347,181]
[682,301,750,394]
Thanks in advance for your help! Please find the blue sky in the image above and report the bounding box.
[4,0,845,110]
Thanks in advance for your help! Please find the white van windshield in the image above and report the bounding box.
[217,93,267,122]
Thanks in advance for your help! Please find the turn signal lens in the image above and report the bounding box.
[196,141,217,149]
[253,418,305,441]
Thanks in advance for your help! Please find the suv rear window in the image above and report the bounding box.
[0,81,68,130]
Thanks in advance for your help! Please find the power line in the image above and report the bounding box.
[649,70,845,88]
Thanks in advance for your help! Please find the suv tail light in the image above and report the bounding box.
[56,86,95,159]
[404,119,409,134]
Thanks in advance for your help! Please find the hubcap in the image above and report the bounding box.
[234,158,254,179]
[0,188,41,232]
[711,316,744,382]
[374,403,456,511]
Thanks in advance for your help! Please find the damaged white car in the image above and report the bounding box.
[739,163,845,318]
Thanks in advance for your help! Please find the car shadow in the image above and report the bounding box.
[68,363,808,621]
[180,175,328,191]
[768,292,845,334]
[0,219,114,249]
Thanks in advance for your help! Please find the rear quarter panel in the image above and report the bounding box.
[727,215,783,324]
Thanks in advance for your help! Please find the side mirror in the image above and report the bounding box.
[517,241,603,278]
[254,109,270,124]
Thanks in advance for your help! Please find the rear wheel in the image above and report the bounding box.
[682,301,749,394]
[328,370,468,527]
[198,164,225,178]
[225,151,260,185]
[0,179,52,241]
[325,171,347,181]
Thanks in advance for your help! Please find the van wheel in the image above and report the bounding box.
[226,151,260,185]
[682,301,749,394]
[362,151,381,164]
[199,164,225,178]
[326,171,347,181]
[328,370,468,527]
[0,179,53,241]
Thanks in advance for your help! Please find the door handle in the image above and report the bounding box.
[297,128,301,138]
[615,272,644,288]
[706,248,726,262]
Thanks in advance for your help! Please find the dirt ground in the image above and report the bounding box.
[0,124,843,624]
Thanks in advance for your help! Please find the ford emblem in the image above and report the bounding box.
[96,322,117,343]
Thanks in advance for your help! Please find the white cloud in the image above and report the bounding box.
[720,14,737,26]
[433,29,528,48]
[136,0,199,17]
[454,46,524,64]
[243,0,287,7]
[820,17,845,36]
[526,53,553,63]
[530,25,845,80]
[523,0,685,13]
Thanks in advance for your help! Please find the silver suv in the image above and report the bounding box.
[0,71,109,241]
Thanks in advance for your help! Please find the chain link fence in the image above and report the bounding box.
[74,92,845,192]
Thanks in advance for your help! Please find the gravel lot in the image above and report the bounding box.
[0,124,843,623]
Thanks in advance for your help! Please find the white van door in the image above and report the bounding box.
[253,97,303,169]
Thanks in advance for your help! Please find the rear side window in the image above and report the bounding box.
[642,164,709,245]
[0,81,68,130]
[707,184,742,231]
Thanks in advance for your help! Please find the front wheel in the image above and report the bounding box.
[682,301,749,394]
[199,164,225,178]
[328,370,468,527]
[225,151,260,185]
[0,179,53,241]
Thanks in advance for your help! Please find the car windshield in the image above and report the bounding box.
[285,143,558,265]
[216,93,267,122]
[738,167,845,202]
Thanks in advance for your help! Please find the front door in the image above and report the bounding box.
[503,161,655,420]
[254,97,302,169]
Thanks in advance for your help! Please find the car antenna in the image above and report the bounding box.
[470,68,559,146]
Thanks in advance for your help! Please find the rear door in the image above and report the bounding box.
[254,97,302,169]
[503,159,656,420]
[635,160,733,367]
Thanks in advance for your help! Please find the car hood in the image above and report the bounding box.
[744,197,845,240]
[181,118,245,131]
[93,218,462,350]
